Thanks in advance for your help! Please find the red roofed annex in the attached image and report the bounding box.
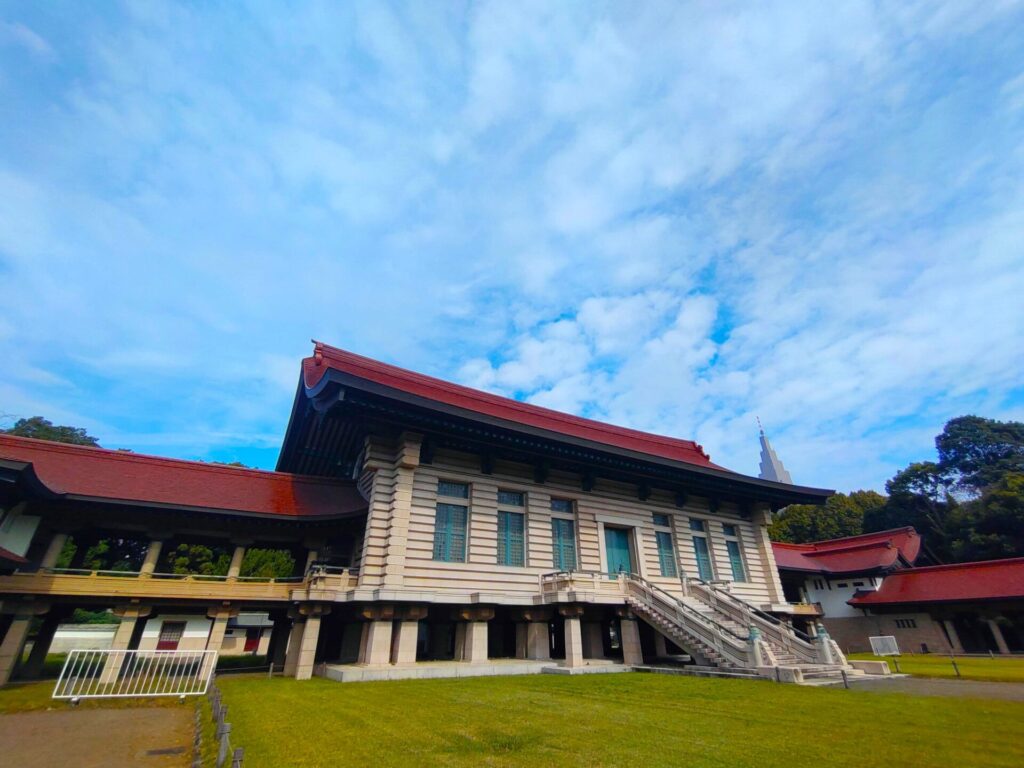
[2,341,854,687]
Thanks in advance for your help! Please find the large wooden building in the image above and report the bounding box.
[1,342,859,685]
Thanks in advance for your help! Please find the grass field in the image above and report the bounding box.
[0,679,192,714]
[214,673,1024,768]
[849,653,1024,682]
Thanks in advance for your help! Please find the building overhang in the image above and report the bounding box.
[278,358,833,509]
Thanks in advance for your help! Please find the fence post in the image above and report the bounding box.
[231,747,244,767]
[951,656,961,678]
[217,721,231,768]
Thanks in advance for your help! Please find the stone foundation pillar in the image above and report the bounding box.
[22,610,65,679]
[464,621,488,663]
[266,613,291,671]
[515,622,528,659]
[942,619,965,654]
[206,606,238,653]
[987,619,1011,655]
[391,621,419,665]
[560,606,585,668]
[653,632,669,659]
[519,608,552,661]
[100,605,151,685]
[0,605,46,685]
[619,617,643,666]
[453,623,467,661]
[360,621,394,666]
[283,620,305,677]
[295,612,326,680]
[583,622,606,659]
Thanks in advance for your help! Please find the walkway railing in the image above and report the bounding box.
[52,649,217,700]
[208,677,244,768]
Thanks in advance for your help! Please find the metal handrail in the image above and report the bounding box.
[34,567,308,584]
[627,573,747,643]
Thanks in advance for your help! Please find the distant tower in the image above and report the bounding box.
[757,418,793,484]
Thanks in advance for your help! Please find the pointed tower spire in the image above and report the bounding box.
[757,419,793,484]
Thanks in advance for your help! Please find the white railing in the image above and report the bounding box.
[53,649,218,700]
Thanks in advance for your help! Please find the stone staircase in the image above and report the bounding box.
[623,574,856,684]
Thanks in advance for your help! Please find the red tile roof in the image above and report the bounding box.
[0,434,366,519]
[773,528,921,575]
[304,341,717,469]
[849,558,1024,606]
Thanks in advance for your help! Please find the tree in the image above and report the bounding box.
[164,543,232,576]
[769,492,869,543]
[950,473,1024,561]
[936,416,1024,495]
[240,548,296,578]
[864,462,958,562]
[2,416,100,446]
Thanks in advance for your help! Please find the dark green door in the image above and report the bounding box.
[605,527,633,575]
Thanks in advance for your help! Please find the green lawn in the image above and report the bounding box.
[215,673,1024,768]
[0,679,192,714]
[849,653,1024,683]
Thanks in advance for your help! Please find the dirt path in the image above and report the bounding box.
[0,707,193,768]
[849,676,1024,701]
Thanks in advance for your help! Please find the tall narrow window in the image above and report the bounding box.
[690,518,714,580]
[656,531,677,577]
[497,490,526,567]
[433,480,469,562]
[722,523,746,581]
[551,517,577,571]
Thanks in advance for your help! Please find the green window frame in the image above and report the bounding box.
[692,535,713,580]
[726,540,746,581]
[551,518,577,571]
[498,510,525,567]
[656,531,677,577]
[433,502,467,562]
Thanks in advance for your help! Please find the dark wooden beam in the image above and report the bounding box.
[419,436,434,465]
[675,491,689,508]
[708,498,720,514]
[638,483,651,502]
[582,470,596,493]
[533,460,549,485]
[480,452,494,475]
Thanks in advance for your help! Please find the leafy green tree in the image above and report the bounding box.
[864,461,958,562]
[164,543,232,575]
[70,608,119,624]
[950,473,1024,561]
[770,492,869,543]
[936,416,1024,494]
[240,548,296,578]
[2,416,100,446]
[80,538,149,572]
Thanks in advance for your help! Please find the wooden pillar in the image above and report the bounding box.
[206,606,237,653]
[942,619,965,654]
[140,539,164,577]
[295,612,325,680]
[227,544,247,580]
[40,532,69,570]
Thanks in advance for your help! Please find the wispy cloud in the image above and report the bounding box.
[0,1,1022,489]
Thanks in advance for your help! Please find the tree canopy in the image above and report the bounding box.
[2,416,100,446]
[769,491,885,543]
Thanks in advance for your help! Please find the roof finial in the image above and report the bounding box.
[756,415,764,436]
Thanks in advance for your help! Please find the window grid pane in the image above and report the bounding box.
[689,518,706,532]
[438,480,469,499]
[498,510,525,567]
[497,490,525,507]
[656,531,677,577]
[433,502,467,562]
[551,518,577,571]
[653,513,670,527]
[726,540,746,581]
[723,524,737,537]
[550,498,574,514]
[693,536,713,580]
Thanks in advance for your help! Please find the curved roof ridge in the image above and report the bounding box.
[806,527,917,547]
[305,341,715,467]
[0,433,350,486]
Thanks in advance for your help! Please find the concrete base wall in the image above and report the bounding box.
[824,613,953,655]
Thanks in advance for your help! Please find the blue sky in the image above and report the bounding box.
[1,1,1022,491]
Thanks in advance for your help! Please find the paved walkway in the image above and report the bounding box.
[0,707,193,768]
[848,676,1024,701]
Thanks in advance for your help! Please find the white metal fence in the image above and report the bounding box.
[869,635,900,656]
[53,649,218,700]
